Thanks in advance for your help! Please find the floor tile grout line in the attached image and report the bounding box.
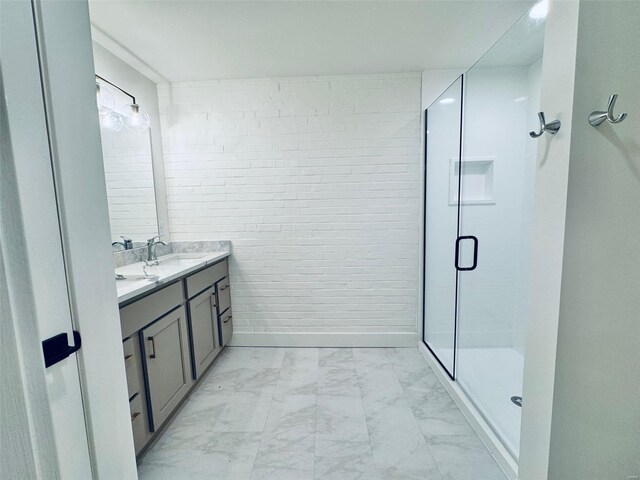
[397,347,505,478]
[386,347,446,480]
[140,347,503,480]
[247,348,286,478]
[312,348,321,480]
[354,349,382,480]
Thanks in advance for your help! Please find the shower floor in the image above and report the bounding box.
[438,347,524,457]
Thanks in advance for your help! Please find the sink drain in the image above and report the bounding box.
[511,396,523,407]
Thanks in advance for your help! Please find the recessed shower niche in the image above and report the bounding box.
[449,157,495,205]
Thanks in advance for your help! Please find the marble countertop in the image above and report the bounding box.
[115,250,230,304]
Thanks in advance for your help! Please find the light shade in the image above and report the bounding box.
[123,103,151,130]
[100,111,125,132]
[96,82,115,117]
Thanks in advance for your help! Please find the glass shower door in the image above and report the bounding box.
[455,10,545,458]
[423,76,463,379]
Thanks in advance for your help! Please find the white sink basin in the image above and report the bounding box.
[114,249,230,303]
[154,253,208,267]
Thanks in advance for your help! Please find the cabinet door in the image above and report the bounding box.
[188,287,220,379]
[142,306,192,431]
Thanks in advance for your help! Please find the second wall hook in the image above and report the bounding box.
[530,112,561,138]
[588,94,627,126]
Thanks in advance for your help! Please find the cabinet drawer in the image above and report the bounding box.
[129,394,146,455]
[219,308,233,346]
[142,306,192,431]
[120,282,183,338]
[123,337,140,399]
[217,277,231,314]
[186,260,227,299]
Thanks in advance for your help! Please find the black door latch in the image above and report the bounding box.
[42,331,81,368]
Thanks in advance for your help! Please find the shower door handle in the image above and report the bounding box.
[455,236,478,271]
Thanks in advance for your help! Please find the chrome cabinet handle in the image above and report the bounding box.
[220,284,229,291]
[131,412,140,422]
[223,315,232,324]
[529,112,561,138]
[147,336,156,359]
[588,94,627,126]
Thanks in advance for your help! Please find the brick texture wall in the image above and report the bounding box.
[157,73,422,340]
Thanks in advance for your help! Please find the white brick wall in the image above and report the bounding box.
[157,73,422,342]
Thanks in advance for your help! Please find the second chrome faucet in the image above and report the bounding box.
[146,235,167,263]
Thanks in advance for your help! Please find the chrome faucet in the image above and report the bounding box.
[112,235,133,250]
[146,235,167,263]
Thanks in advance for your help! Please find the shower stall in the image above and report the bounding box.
[422,6,546,462]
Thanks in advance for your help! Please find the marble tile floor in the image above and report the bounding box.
[138,347,507,480]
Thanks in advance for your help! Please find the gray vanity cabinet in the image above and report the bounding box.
[188,287,221,379]
[119,257,232,457]
[141,306,192,431]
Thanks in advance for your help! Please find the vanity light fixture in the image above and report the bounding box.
[529,0,548,20]
[101,111,125,132]
[95,74,150,131]
[123,103,151,131]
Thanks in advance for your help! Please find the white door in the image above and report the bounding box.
[1,1,93,478]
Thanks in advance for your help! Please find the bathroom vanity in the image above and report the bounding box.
[115,251,232,455]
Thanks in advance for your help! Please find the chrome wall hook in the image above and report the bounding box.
[529,112,561,138]
[588,94,627,126]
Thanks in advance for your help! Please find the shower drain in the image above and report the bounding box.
[511,396,523,407]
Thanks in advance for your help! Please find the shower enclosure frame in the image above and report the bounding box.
[421,76,466,382]
[420,113,521,475]
[421,68,527,477]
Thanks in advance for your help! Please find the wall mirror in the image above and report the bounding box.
[97,77,159,248]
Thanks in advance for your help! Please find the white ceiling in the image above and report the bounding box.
[89,0,535,83]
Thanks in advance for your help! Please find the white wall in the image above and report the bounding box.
[93,44,169,239]
[547,1,640,478]
[518,1,581,477]
[419,65,541,353]
[158,73,422,345]
[515,58,542,352]
[457,65,539,349]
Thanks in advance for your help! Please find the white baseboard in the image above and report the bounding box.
[228,332,418,347]
[418,342,519,480]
